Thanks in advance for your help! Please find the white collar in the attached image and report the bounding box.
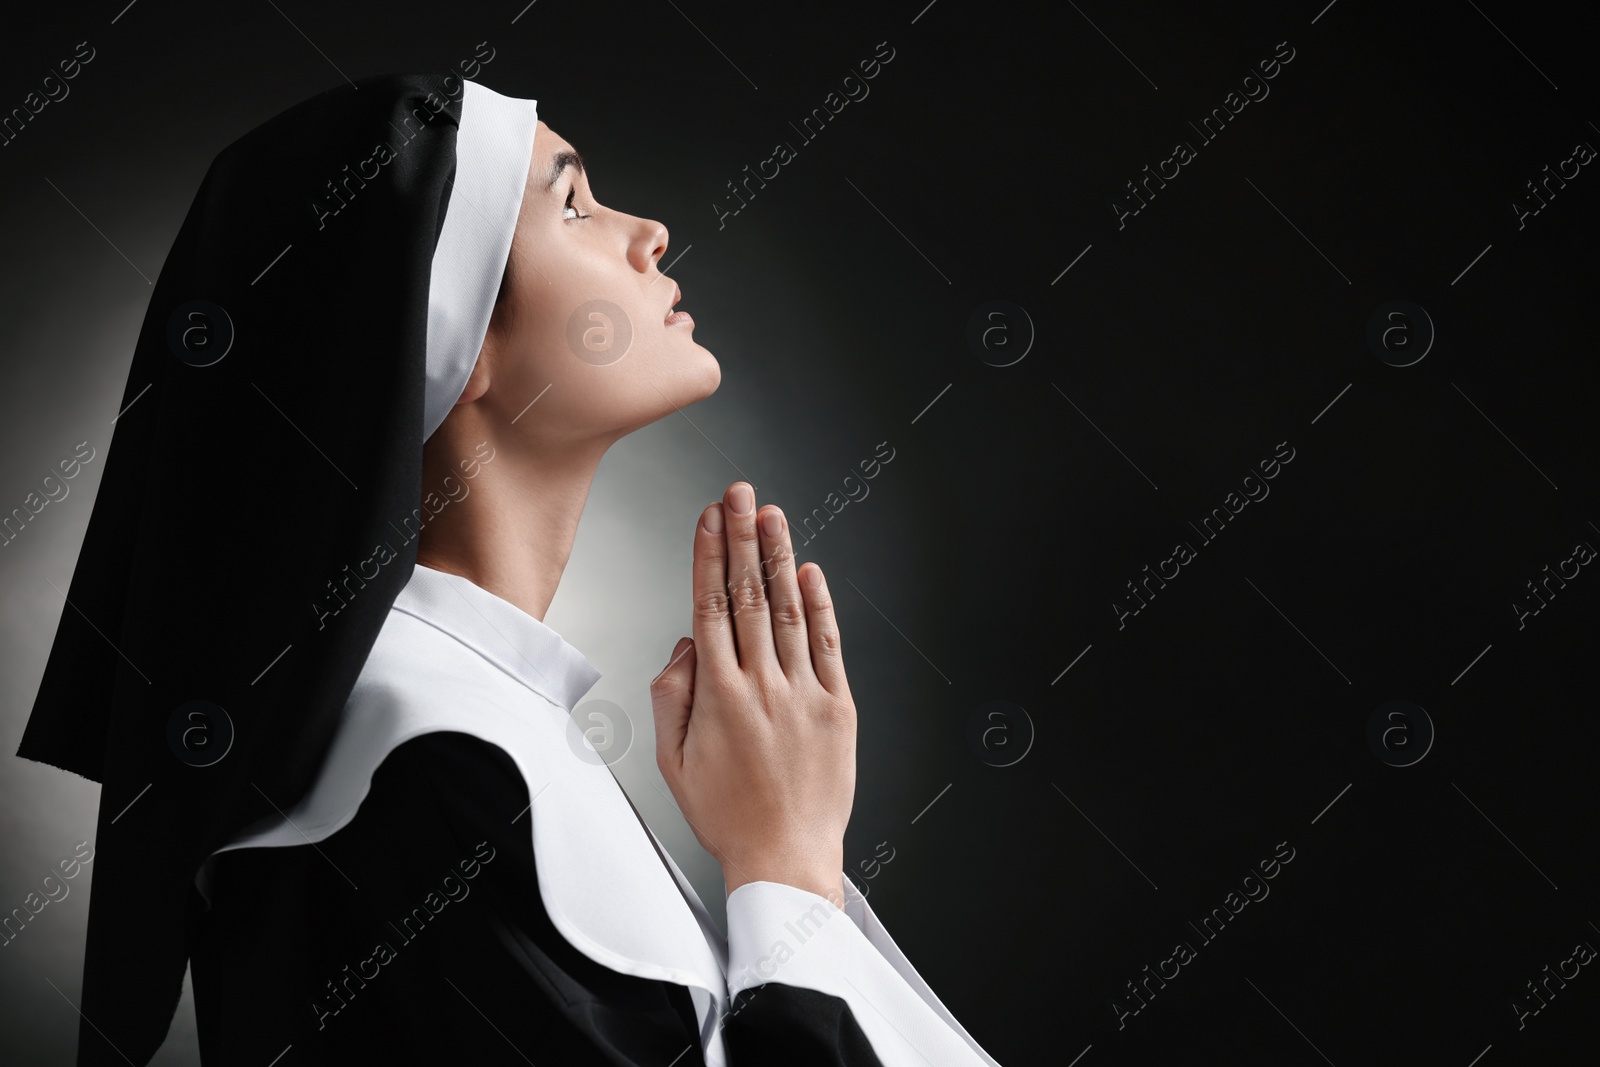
[391,562,603,713]
[211,563,732,1064]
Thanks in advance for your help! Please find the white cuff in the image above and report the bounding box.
[725,875,1003,1066]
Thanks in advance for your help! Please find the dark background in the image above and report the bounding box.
[3,1,1598,1064]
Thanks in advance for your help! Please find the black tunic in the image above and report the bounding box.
[190,730,885,1065]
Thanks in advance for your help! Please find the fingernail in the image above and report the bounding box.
[805,566,825,591]
[760,507,783,538]
[729,483,754,514]
[702,504,723,534]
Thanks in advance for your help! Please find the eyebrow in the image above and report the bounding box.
[545,149,585,192]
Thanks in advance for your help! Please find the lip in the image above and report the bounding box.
[664,278,688,325]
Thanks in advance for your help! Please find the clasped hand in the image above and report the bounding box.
[650,481,856,908]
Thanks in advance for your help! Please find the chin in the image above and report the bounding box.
[698,350,722,396]
[674,340,720,401]
[631,356,720,431]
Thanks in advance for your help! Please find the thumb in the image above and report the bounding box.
[649,637,696,763]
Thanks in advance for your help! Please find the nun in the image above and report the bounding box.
[18,73,1002,1066]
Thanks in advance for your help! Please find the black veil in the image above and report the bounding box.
[17,72,468,1064]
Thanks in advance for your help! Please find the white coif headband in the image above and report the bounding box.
[423,79,539,441]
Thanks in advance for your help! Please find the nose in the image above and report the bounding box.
[630,215,670,276]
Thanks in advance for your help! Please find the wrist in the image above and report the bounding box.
[724,859,845,908]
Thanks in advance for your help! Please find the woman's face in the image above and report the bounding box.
[470,119,720,447]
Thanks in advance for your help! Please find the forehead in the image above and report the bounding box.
[534,119,570,153]
[533,120,576,164]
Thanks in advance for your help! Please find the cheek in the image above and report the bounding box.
[571,303,633,365]
[512,254,629,366]
[496,288,579,391]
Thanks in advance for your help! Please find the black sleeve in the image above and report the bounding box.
[408,734,889,1066]
[721,981,887,1066]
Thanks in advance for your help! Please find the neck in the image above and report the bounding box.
[414,426,610,622]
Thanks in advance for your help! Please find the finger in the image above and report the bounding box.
[798,563,848,694]
[649,637,696,775]
[722,482,777,672]
[758,505,811,679]
[691,504,736,674]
